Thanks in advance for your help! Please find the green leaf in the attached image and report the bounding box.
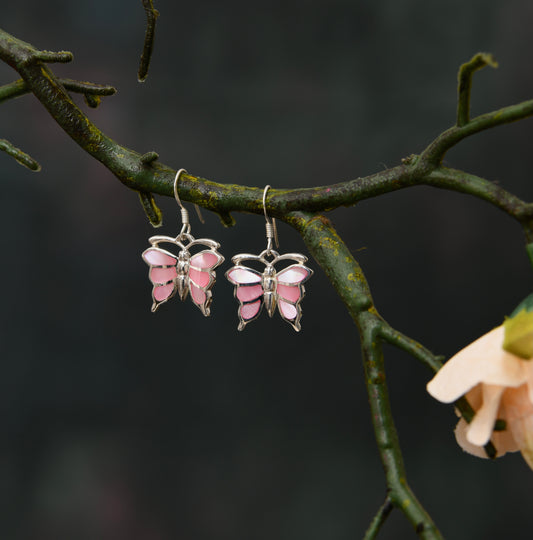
[503,307,533,359]
[508,293,533,317]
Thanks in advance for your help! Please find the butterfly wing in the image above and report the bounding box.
[142,245,179,312]
[276,264,313,331]
[188,249,225,316]
[226,266,264,330]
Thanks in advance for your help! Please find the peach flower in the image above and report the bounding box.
[427,320,533,469]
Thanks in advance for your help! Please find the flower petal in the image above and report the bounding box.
[455,418,490,458]
[466,385,505,446]
[502,384,533,470]
[526,361,533,404]
[455,385,519,458]
[455,419,520,458]
[502,384,533,422]
[491,428,520,457]
[427,326,528,403]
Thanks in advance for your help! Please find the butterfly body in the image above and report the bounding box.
[176,249,190,300]
[262,264,277,317]
[226,250,313,331]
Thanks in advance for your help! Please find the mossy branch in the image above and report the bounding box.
[138,0,159,82]
[0,138,40,170]
[33,50,73,63]
[289,212,443,538]
[421,98,533,166]
[1,28,532,229]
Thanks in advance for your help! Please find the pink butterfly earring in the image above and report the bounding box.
[142,169,224,315]
[226,185,313,331]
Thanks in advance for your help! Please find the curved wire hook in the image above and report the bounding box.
[263,185,279,251]
[173,169,205,237]
[173,168,188,210]
[174,168,192,236]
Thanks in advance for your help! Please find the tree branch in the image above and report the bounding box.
[425,167,533,217]
[420,99,533,166]
[138,0,159,82]
[1,27,532,231]
[289,212,443,538]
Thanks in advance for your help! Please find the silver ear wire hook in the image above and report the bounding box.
[173,168,205,234]
[174,169,190,236]
[263,185,279,252]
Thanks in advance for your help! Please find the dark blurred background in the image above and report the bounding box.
[1,1,533,539]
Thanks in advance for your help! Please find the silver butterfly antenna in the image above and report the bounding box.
[263,185,279,253]
[173,169,205,237]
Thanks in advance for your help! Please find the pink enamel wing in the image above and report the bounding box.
[142,234,224,316]
[226,250,313,331]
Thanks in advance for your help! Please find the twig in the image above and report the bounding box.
[425,167,533,217]
[0,78,116,105]
[420,98,533,166]
[379,324,443,373]
[0,78,26,102]
[138,191,163,227]
[379,323,498,459]
[138,0,159,82]
[457,53,498,127]
[364,496,394,540]
[0,138,40,171]
[33,50,72,63]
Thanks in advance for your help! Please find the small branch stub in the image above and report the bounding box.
[34,50,73,64]
[138,191,163,227]
[0,138,40,171]
[457,52,498,127]
[140,151,159,164]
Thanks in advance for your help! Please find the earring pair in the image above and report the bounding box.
[141,170,313,331]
